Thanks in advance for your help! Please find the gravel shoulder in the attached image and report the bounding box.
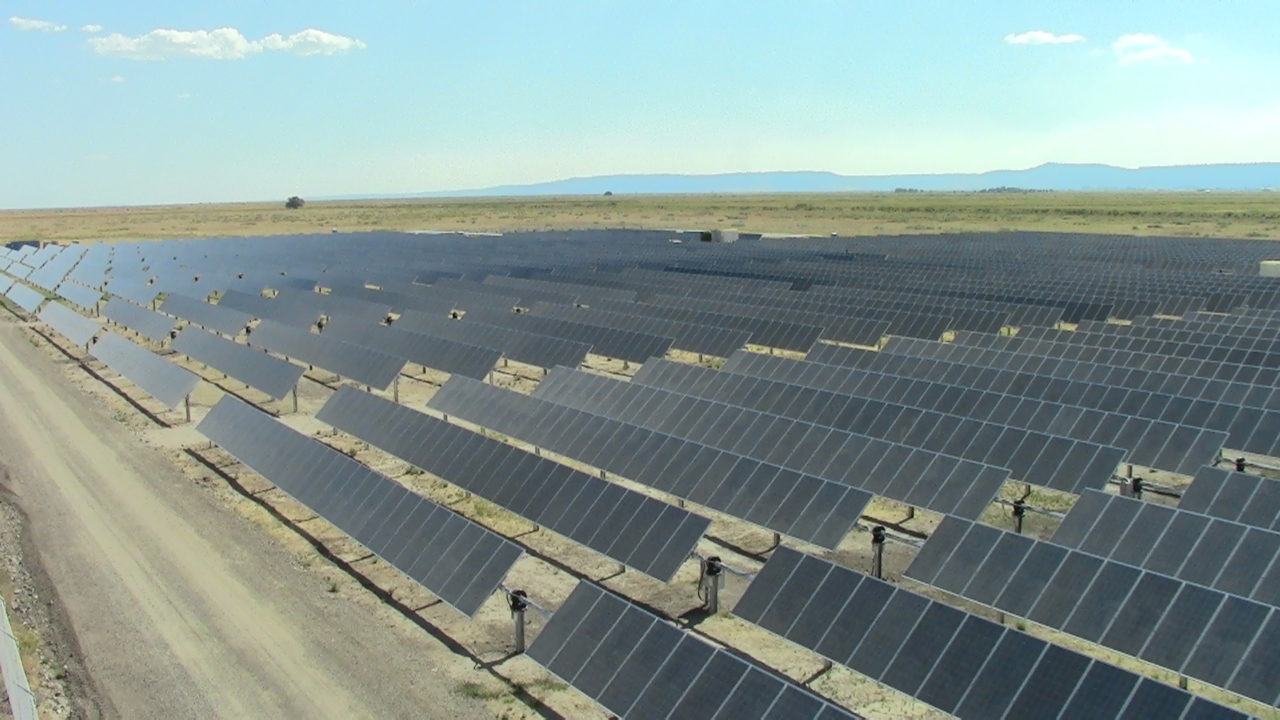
[0,315,498,720]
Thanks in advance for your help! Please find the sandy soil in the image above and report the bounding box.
[0,315,500,720]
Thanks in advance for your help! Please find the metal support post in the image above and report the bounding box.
[700,556,724,614]
[871,526,886,579]
[1132,476,1144,500]
[1236,457,1248,472]
[1012,499,1025,535]
[393,375,400,403]
[292,387,299,414]
[184,395,191,423]
[507,590,528,653]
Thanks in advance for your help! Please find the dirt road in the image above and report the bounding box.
[0,316,497,719]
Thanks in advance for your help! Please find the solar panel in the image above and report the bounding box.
[54,281,103,311]
[461,308,675,363]
[101,297,178,342]
[159,292,253,336]
[104,279,158,307]
[428,376,870,548]
[197,395,521,615]
[321,318,501,380]
[527,581,860,720]
[4,283,46,314]
[734,547,1239,718]
[89,332,199,408]
[246,319,405,389]
[38,302,99,347]
[316,386,709,581]
[217,289,323,328]
[171,326,304,400]
[1183,466,1280,531]
[0,276,14,295]
[529,302,753,358]
[1051,489,1280,608]
[391,311,592,369]
[5,263,32,280]
[906,514,1280,707]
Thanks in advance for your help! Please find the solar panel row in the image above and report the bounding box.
[527,367,1011,514]
[321,318,502,380]
[89,332,198,409]
[246,319,405,389]
[316,386,709,581]
[38,302,99,347]
[1183,466,1280,530]
[798,342,1280,459]
[102,297,178,343]
[54,281,103,311]
[428,376,871,547]
[159,293,253,336]
[715,350,1226,476]
[197,396,521,616]
[4,283,46,314]
[171,326,304,400]
[392,311,592,368]
[1052,489,1280,607]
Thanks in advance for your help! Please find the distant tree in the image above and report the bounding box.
[603,190,613,196]
[285,196,305,209]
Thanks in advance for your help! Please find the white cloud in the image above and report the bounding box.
[259,28,366,56]
[81,24,103,33]
[88,26,365,60]
[1113,33,1193,65]
[110,75,125,83]
[9,16,67,32]
[1004,30,1086,45]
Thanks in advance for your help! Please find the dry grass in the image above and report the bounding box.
[3,191,1280,243]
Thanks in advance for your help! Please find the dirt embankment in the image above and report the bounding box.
[0,316,500,720]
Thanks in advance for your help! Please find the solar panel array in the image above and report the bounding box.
[89,332,199,408]
[737,547,1243,719]
[316,386,709,581]
[197,396,521,616]
[17,228,1280,717]
[528,581,860,720]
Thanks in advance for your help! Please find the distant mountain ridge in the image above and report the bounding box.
[324,162,1280,200]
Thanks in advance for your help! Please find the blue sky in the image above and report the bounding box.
[2,1,1278,208]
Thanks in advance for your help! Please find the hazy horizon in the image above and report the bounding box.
[4,2,1279,208]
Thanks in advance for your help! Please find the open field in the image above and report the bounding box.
[3,191,1280,243]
